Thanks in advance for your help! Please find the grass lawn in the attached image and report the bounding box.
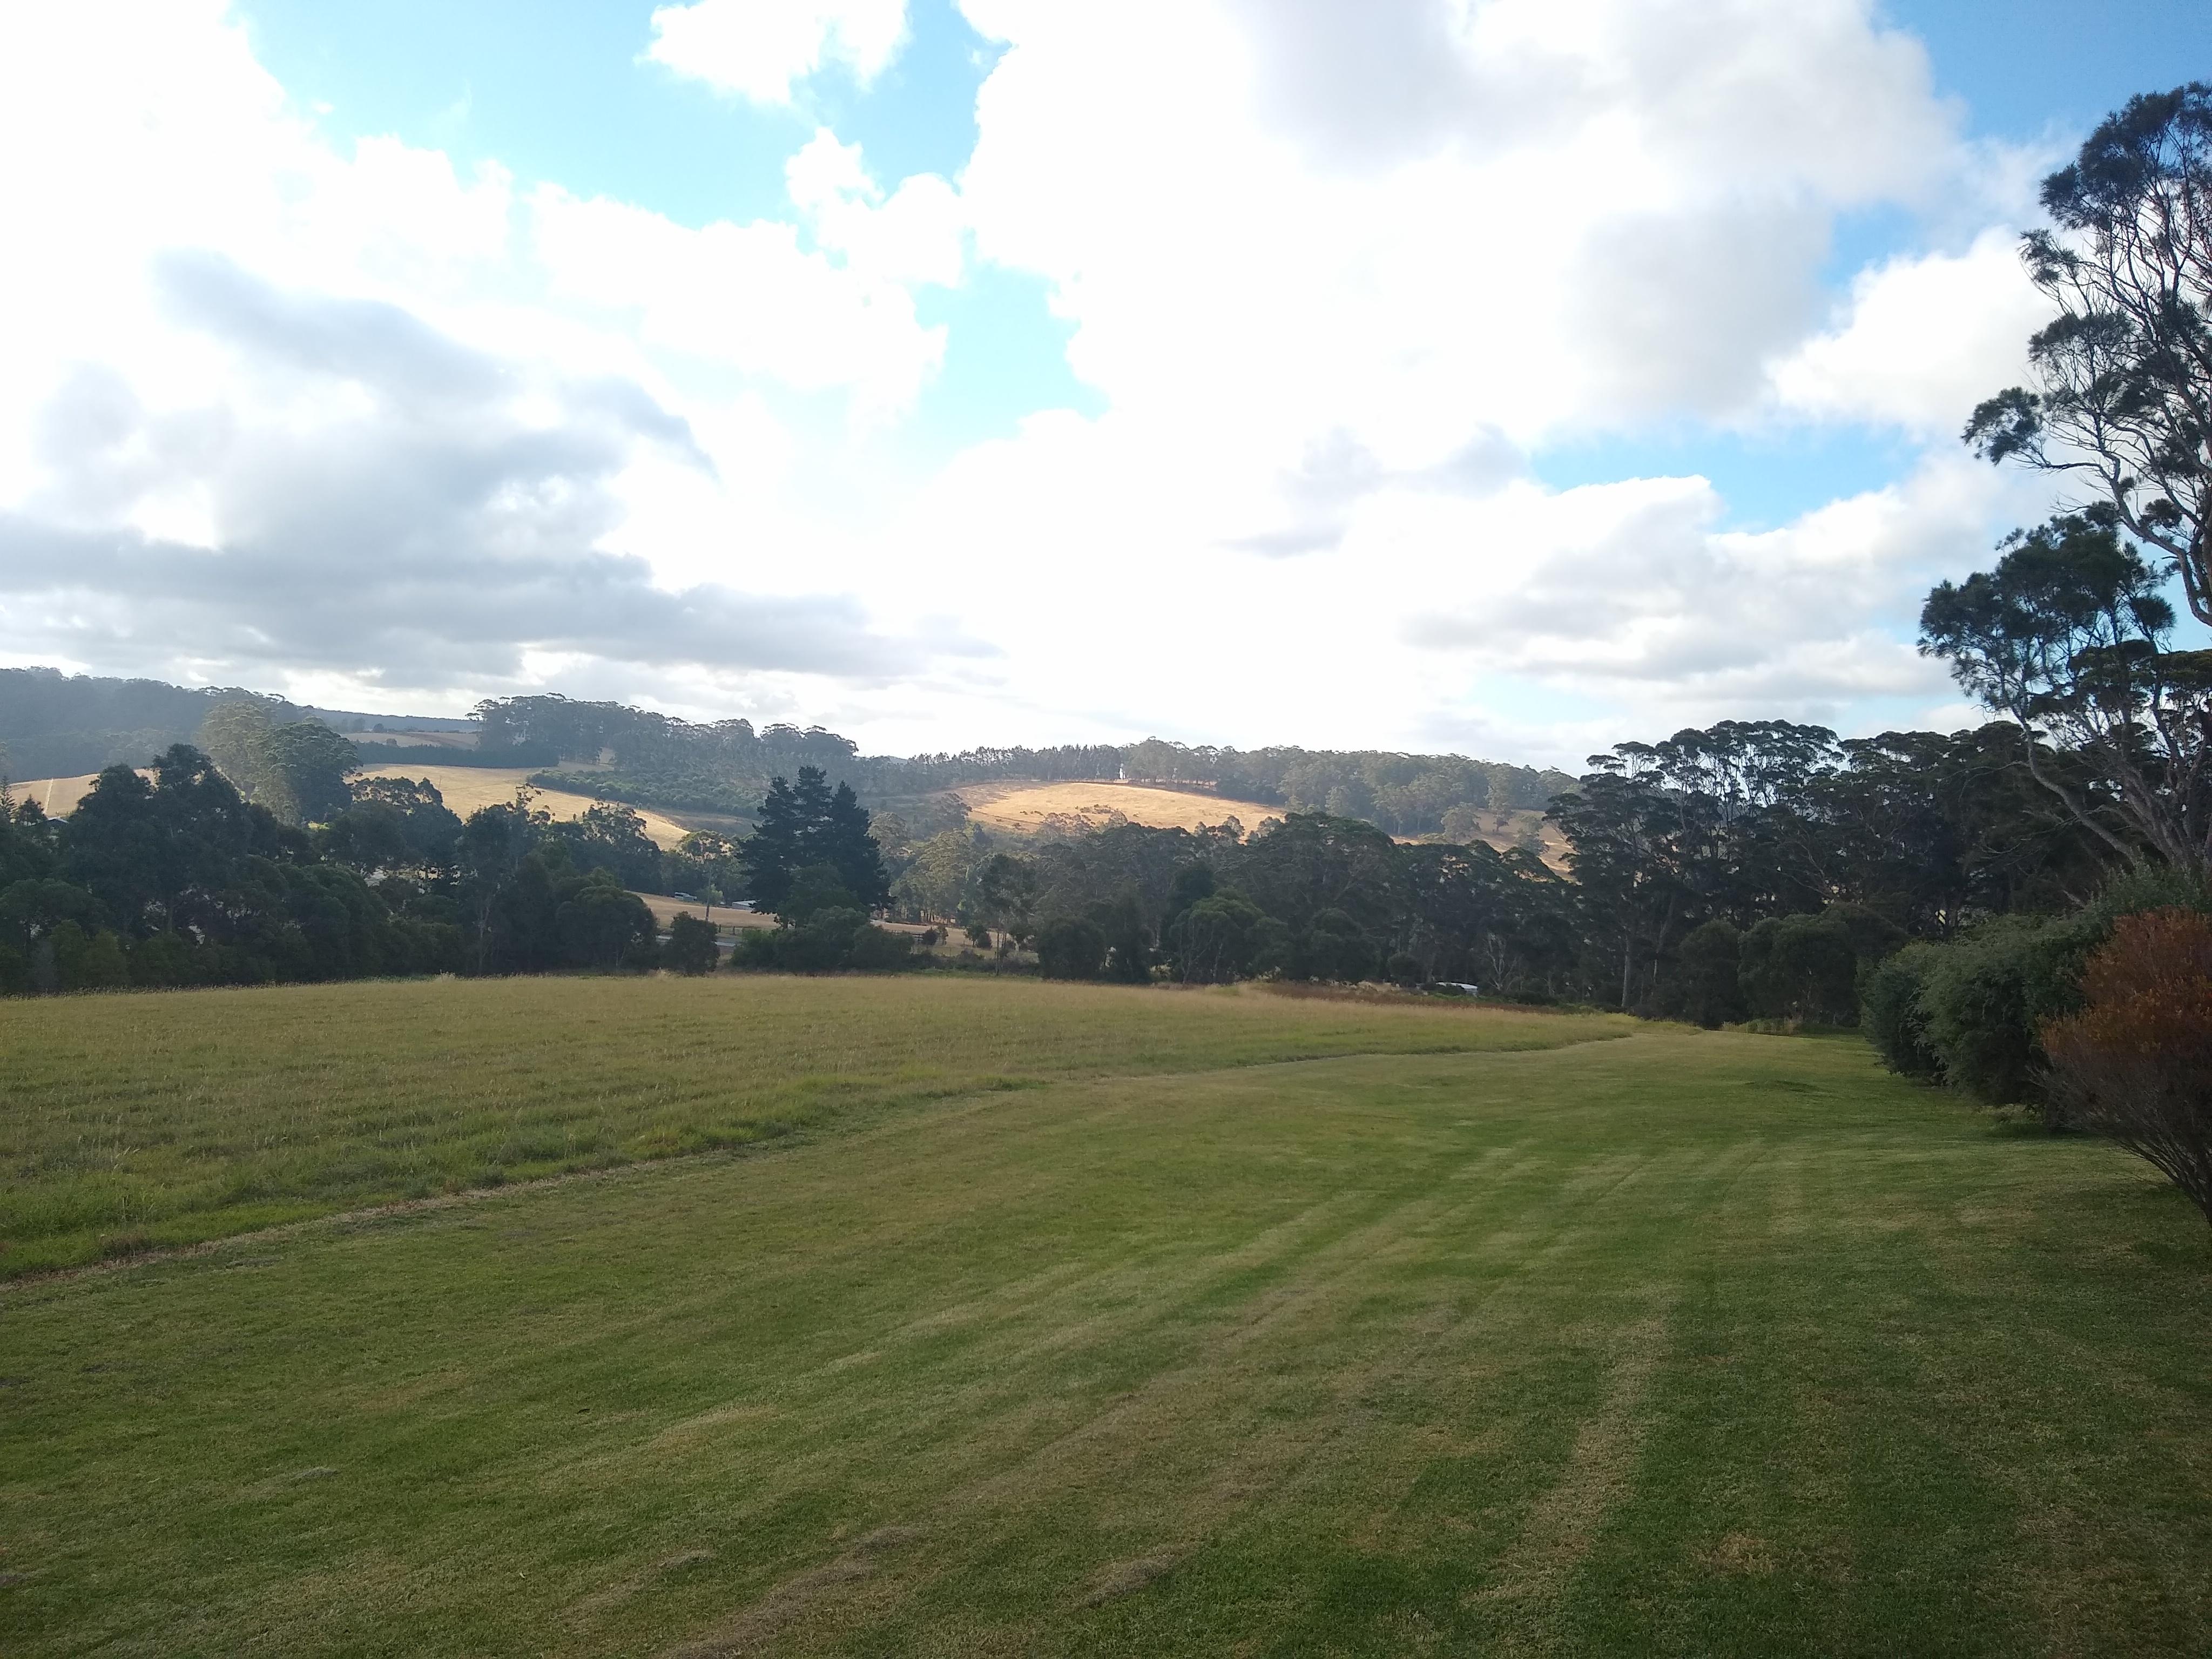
[0,976,1624,1275]
[4,979,2210,1655]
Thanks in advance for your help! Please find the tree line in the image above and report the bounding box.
[470,692,1568,839]
[0,745,698,993]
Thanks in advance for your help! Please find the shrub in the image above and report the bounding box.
[1172,892,1259,983]
[778,864,860,925]
[50,921,128,992]
[1914,912,2101,1119]
[1675,918,1745,1028]
[127,930,204,989]
[1090,896,1154,984]
[845,922,915,971]
[1827,902,1907,966]
[1299,909,1374,983]
[663,913,719,975]
[2043,909,2212,1223]
[1862,942,1943,1081]
[1739,912,1858,1024]
[778,906,869,972]
[552,872,657,969]
[731,911,913,973]
[1385,952,1422,988]
[1249,916,1295,977]
[1036,916,1107,980]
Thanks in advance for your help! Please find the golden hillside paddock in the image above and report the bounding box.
[952,780,1568,867]
[350,764,692,848]
[955,780,1280,834]
[10,764,692,851]
[6,772,107,816]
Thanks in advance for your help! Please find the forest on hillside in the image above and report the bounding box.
[1,670,1572,841]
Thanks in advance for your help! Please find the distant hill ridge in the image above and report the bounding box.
[0,670,1575,838]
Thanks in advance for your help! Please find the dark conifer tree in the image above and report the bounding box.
[824,781,891,909]
[743,774,806,913]
[790,767,835,860]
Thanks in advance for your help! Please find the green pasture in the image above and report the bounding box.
[4,979,2211,1655]
[0,976,1622,1274]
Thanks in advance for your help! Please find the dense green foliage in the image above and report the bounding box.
[0,744,698,995]
[1,747,462,993]
[5,988,2208,1655]
[1862,870,2212,1111]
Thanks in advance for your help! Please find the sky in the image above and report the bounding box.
[0,1,2207,767]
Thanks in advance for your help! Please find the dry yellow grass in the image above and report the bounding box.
[5,772,110,815]
[956,780,1281,835]
[635,892,775,932]
[353,764,692,848]
[954,780,1570,867]
[1433,807,1572,869]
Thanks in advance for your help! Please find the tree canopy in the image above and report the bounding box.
[1965,84,2212,625]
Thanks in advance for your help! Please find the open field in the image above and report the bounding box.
[5,981,2212,1656]
[349,729,480,751]
[955,780,1284,834]
[630,895,943,946]
[951,781,1572,867]
[0,977,1623,1275]
[633,892,776,933]
[350,764,693,848]
[5,771,109,815]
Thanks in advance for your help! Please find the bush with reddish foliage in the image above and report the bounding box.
[2042,909,2212,1224]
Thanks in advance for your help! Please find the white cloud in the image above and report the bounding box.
[645,0,908,105]
[786,130,967,289]
[954,0,1985,479]
[1768,229,2045,434]
[0,0,2075,759]
[530,185,946,417]
[0,0,973,706]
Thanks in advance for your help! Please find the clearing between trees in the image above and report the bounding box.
[4,976,2209,1656]
[954,779,1284,834]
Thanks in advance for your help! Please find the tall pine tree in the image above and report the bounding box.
[741,767,888,914]
[742,773,805,912]
[825,781,891,909]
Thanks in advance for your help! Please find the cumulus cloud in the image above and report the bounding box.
[0,0,2072,758]
[952,0,1998,495]
[888,0,2055,750]
[1401,459,2004,712]
[646,0,908,104]
[1,255,946,689]
[0,0,983,711]
[531,184,948,417]
[1225,0,1957,194]
[1768,229,2046,434]
[786,130,967,289]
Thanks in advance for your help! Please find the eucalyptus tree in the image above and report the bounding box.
[1966,84,2212,624]
[1920,508,2212,872]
